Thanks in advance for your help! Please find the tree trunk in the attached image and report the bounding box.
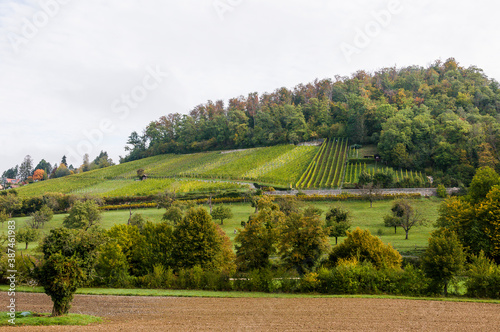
[51,303,64,317]
[335,236,338,245]
[405,230,409,240]
[444,281,448,296]
[369,200,373,208]
[209,194,213,214]
[25,242,28,250]
[394,226,397,234]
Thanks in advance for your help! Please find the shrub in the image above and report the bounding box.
[327,228,402,270]
[465,251,500,299]
[436,184,447,198]
[95,241,132,288]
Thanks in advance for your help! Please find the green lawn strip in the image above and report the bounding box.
[2,286,498,304]
[7,198,442,255]
[0,311,102,326]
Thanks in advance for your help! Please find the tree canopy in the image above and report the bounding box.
[121,59,500,186]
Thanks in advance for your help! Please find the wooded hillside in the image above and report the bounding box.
[123,58,500,186]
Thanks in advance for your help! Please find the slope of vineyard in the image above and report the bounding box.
[14,144,319,198]
[296,138,348,189]
[343,163,428,187]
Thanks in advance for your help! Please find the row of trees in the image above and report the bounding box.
[1,151,115,186]
[122,58,500,186]
[7,166,500,316]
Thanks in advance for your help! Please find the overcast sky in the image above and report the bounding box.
[1,0,499,173]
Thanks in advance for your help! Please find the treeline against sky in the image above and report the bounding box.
[123,58,500,186]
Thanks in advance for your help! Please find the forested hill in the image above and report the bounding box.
[122,58,500,186]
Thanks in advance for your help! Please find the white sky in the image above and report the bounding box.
[1,0,499,172]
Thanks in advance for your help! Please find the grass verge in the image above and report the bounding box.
[0,311,102,326]
[2,286,499,304]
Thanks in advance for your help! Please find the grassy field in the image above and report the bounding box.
[8,197,443,255]
[1,285,498,303]
[0,312,102,326]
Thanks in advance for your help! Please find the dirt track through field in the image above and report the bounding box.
[1,292,500,331]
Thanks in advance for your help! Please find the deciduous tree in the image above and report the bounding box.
[27,205,54,229]
[0,193,22,218]
[325,206,351,245]
[162,206,183,225]
[422,230,466,296]
[384,200,425,240]
[33,228,104,316]
[63,200,102,230]
[235,208,284,271]
[172,207,232,271]
[328,228,402,270]
[17,227,40,249]
[33,169,45,181]
[211,204,233,225]
[277,211,330,275]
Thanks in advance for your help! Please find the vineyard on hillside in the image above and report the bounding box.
[14,144,319,198]
[343,162,428,187]
[295,138,348,189]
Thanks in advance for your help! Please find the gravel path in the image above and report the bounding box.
[1,292,499,331]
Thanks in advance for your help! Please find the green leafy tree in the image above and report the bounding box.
[34,159,53,175]
[90,151,114,170]
[17,227,40,249]
[465,251,500,298]
[211,204,233,225]
[26,205,53,229]
[172,207,232,271]
[328,227,402,270]
[476,186,500,263]
[277,212,330,275]
[436,184,447,198]
[95,241,132,287]
[324,206,351,245]
[133,222,175,275]
[63,200,102,230]
[235,208,284,271]
[33,228,104,316]
[106,224,144,275]
[0,193,22,218]
[128,212,146,230]
[357,171,372,186]
[468,166,500,203]
[156,190,176,209]
[274,196,301,216]
[162,206,183,225]
[384,200,425,240]
[383,214,399,234]
[0,209,8,225]
[421,230,466,296]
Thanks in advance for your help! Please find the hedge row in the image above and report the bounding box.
[100,203,158,211]
[278,193,422,201]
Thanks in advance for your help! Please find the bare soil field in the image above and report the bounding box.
[1,292,499,331]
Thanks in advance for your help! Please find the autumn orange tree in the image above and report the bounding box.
[33,169,45,181]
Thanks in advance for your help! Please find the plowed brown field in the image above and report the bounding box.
[1,292,499,331]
